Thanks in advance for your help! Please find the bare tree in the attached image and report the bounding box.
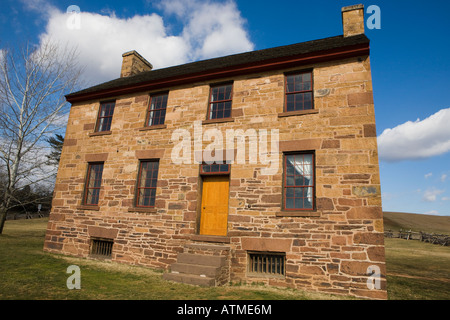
[0,40,84,233]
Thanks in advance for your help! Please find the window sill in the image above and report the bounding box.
[278,109,319,118]
[89,131,112,137]
[127,207,157,213]
[77,205,100,211]
[138,124,167,131]
[202,117,234,125]
[246,272,285,280]
[276,210,320,217]
[191,234,231,243]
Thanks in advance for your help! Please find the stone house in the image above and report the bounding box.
[44,4,387,299]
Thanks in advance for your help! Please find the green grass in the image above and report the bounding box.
[2,217,449,300]
[384,238,450,300]
[382,211,450,300]
[0,218,344,300]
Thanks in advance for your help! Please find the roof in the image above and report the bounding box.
[66,34,370,103]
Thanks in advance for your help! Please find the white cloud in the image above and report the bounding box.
[378,108,450,162]
[34,0,254,86]
[441,174,447,182]
[442,197,450,201]
[422,188,445,202]
[424,172,432,179]
[424,210,440,215]
[160,0,254,60]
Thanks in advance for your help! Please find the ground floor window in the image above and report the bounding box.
[283,152,315,210]
[248,252,285,277]
[90,238,113,259]
[136,160,159,207]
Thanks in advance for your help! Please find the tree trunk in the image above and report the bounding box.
[0,205,8,234]
[0,192,12,234]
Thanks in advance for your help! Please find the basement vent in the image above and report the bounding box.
[248,252,285,276]
[90,238,113,259]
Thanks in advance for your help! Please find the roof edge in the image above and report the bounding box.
[66,35,370,104]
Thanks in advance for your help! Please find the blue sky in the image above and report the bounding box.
[1,0,449,215]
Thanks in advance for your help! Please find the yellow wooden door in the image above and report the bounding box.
[200,175,229,236]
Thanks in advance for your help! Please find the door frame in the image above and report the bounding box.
[196,163,231,236]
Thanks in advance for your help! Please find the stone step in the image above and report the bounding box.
[163,272,215,287]
[170,262,220,277]
[177,253,226,267]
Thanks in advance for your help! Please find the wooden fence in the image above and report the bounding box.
[384,229,450,246]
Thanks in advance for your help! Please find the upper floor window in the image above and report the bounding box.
[147,93,168,126]
[83,163,104,206]
[136,160,159,208]
[208,83,232,120]
[283,153,314,210]
[95,101,115,132]
[285,72,313,112]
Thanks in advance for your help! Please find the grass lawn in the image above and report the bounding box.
[1,217,449,300]
[0,218,346,300]
[384,238,450,300]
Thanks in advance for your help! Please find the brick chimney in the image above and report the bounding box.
[120,50,153,78]
[342,4,365,37]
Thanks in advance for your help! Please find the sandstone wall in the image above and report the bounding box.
[44,55,386,299]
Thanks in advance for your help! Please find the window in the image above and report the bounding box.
[283,153,314,210]
[285,72,313,112]
[147,93,168,126]
[208,83,233,119]
[90,238,113,259]
[136,160,159,207]
[248,252,285,276]
[83,163,104,205]
[95,101,115,132]
[200,163,230,175]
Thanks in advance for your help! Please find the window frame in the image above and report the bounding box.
[95,100,116,132]
[146,92,168,127]
[135,159,160,208]
[83,162,104,206]
[282,152,315,211]
[89,238,113,259]
[247,252,286,278]
[284,70,314,112]
[207,83,233,120]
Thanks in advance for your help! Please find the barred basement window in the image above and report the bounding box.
[90,238,113,259]
[248,252,285,276]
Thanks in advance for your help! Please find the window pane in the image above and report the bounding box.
[286,176,295,186]
[284,153,314,210]
[295,175,306,186]
[286,197,294,209]
[294,75,303,92]
[138,189,150,206]
[286,188,294,198]
[285,72,313,112]
[97,118,106,131]
[303,92,312,109]
[286,94,295,112]
[286,76,295,93]
[211,84,232,101]
[85,163,103,205]
[149,189,156,207]
[137,161,159,207]
[86,188,100,205]
[201,163,229,174]
[210,84,232,119]
[148,94,168,126]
